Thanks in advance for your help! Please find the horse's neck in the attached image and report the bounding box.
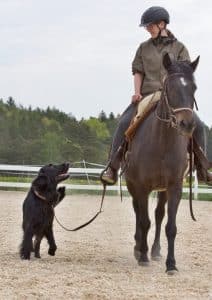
[152,108,188,151]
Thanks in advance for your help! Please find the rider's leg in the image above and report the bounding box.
[101,103,137,184]
[193,112,212,185]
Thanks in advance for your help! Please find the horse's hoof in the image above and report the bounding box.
[166,269,178,276]
[138,259,150,267]
[138,253,150,266]
[48,248,56,256]
[151,254,162,261]
[21,255,30,260]
[134,248,141,261]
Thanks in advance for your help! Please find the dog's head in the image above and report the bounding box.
[32,163,70,195]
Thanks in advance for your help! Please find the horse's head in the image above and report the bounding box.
[161,53,200,136]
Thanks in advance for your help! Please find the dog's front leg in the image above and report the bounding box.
[53,186,66,207]
[34,234,43,258]
[45,226,57,256]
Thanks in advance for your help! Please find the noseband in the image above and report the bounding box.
[156,72,198,130]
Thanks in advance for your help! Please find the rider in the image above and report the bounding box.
[101,6,212,185]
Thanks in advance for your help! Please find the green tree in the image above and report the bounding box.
[83,118,110,140]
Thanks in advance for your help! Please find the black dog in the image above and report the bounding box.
[20,163,69,259]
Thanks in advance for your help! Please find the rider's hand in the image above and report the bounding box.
[131,94,142,103]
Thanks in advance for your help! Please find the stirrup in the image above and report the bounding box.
[100,167,118,186]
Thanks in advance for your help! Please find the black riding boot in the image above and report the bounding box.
[101,103,137,185]
[193,113,212,185]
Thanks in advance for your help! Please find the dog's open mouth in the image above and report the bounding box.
[57,163,70,182]
[57,173,69,180]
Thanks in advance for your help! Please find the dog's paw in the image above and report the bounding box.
[57,186,66,198]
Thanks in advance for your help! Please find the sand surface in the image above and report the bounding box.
[0,191,211,300]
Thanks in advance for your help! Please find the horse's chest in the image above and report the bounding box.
[127,151,187,189]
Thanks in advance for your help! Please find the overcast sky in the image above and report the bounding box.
[0,0,211,126]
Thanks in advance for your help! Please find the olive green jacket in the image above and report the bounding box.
[132,34,190,96]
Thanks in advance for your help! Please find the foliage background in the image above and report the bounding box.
[0,97,211,165]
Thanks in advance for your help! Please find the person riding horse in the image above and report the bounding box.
[101,6,212,185]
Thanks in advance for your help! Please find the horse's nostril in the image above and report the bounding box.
[180,119,195,133]
[180,120,186,127]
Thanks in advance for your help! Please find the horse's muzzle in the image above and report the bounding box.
[174,109,195,137]
[179,119,195,136]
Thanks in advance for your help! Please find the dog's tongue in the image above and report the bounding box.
[57,173,69,180]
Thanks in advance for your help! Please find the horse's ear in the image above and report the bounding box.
[163,52,172,69]
[190,56,200,72]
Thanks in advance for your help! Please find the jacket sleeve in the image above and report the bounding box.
[132,44,145,75]
[177,43,191,62]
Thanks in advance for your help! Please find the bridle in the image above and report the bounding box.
[155,72,198,130]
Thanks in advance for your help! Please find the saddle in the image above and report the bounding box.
[125,91,161,141]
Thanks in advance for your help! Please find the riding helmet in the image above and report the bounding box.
[139,6,170,27]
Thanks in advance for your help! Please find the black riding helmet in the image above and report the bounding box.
[139,6,170,27]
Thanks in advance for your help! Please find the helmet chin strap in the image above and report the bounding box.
[156,23,167,38]
[156,25,161,38]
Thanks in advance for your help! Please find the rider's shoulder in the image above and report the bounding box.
[173,39,189,52]
[171,36,187,48]
[137,38,152,50]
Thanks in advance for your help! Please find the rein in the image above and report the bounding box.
[189,138,196,221]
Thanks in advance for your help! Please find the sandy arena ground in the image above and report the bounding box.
[0,190,211,300]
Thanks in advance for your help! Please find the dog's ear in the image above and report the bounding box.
[32,174,49,192]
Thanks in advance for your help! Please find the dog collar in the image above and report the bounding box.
[32,188,47,201]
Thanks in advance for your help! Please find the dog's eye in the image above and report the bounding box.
[39,168,44,173]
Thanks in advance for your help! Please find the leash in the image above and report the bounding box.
[53,184,106,231]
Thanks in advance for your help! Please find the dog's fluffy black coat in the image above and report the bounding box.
[20,163,69,259]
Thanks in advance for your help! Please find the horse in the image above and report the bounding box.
[124,53,200,275]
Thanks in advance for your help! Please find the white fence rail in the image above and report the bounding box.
[0,164,211,198]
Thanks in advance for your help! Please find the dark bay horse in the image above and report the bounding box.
[125,53,200,275]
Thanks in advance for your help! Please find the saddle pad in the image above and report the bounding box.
[125,91,161,141]
[136,91,161,120]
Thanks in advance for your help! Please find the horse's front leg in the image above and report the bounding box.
[133,191,151,266]
[165,184,182,274]
[151,191,167,260]
[132,197,142,261]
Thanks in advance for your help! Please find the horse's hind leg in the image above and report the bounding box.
[151,191,167,260]
[132,189,150,266]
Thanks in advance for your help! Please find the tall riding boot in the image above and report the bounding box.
[193,113,212,185]
[193,138,212,185]
[101,144,124,185]
[100,103,137,185]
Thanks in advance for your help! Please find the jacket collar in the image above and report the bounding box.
[152,30,176,46]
